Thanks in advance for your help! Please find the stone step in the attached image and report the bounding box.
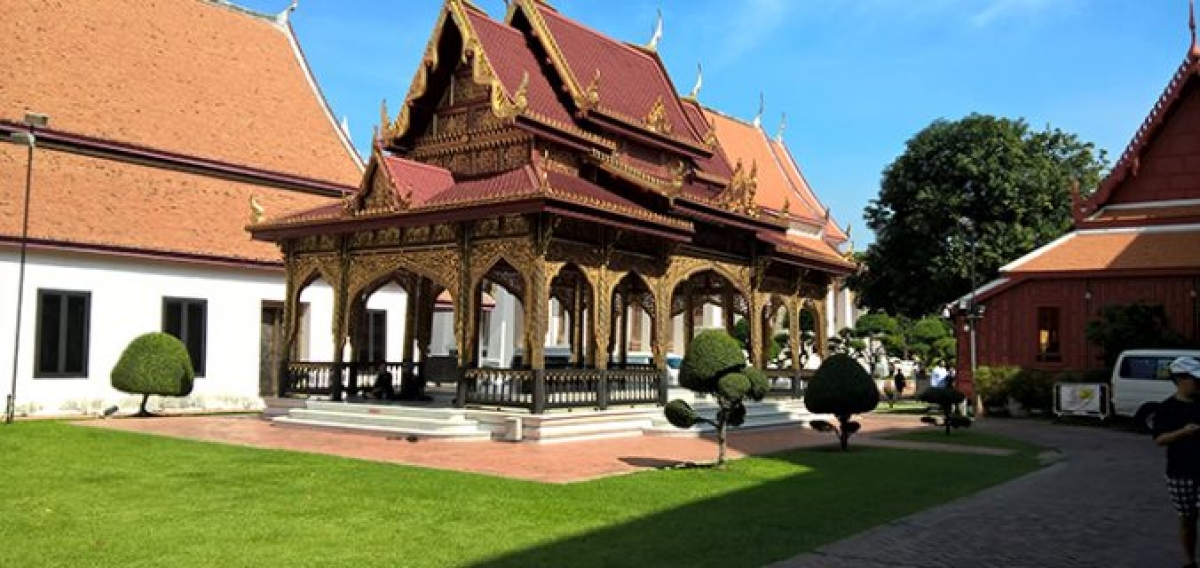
[278,407,490,440]
[304,400,471,420]
[273,416,493,441]
[522,413,656,444]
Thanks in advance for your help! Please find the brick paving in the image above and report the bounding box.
[771,419,1179,568]
[80,412,935,483]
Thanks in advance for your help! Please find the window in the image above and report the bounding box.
[1119,356,1176,381]
[1036,307,1062,363]
[163,298,207,377]
[36,290,91,378]
[361,309,387,363]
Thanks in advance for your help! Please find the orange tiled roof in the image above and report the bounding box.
[0,144,331,264]
[0,0,361,186]
[704,109,825,224]
[1007,228,1200,273]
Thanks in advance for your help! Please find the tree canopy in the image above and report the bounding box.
[852,114,1108,317]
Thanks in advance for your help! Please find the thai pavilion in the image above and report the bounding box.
[249,0,854,417]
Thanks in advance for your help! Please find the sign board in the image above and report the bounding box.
[1054,382,1108,419]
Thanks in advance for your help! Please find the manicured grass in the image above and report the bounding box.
[886,428,1044,454]
[0,421,1042,568]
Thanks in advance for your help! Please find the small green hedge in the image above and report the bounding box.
[805,354,879,417]
[679,330,745,393]
[111,333,195,398]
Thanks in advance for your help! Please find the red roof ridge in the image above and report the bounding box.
[1084,53,1200,215]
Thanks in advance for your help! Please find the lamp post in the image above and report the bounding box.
[5,112,48,425]
[958,215,984,416]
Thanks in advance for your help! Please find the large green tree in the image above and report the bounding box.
[853,114,1108,317]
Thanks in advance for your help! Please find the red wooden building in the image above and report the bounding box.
[957,36,1200,382]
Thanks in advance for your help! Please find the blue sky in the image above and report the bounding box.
[242,0,1191,245]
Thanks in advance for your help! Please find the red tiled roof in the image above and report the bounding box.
[0,0,362,186]
[465,8,577,127]
[1083,52,1200,215]
[525,2,706,147]
[679,99,734,180]
[1007,228,1200,273]
[0,144,332,264]
[423,167,542,207]
[381,155,455,206]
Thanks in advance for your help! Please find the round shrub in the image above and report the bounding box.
[679,330,745,393]
[742,366,769,401]
[918,386,965,407]
[664,399,698,428]
[718,373,751,400]
[112,333,195,398]
[805,353,879,417]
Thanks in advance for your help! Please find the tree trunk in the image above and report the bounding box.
[136,394,151,417]
[838,415,850,451]
[716,418,728,466]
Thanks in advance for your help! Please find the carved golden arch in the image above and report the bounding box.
[346,250,459,301]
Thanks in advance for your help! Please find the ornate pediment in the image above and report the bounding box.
[345,154,412,217]
[720,159,758,218]
[644,95,673,134]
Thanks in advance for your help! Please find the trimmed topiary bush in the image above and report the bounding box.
[111,332,195,417]
[918,386,969,435]
[805,353,879,450]
[665,330,765,466]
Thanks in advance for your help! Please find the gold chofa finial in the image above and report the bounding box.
[249,194,266,224]
[647,9,663,51]
[752,92,765,129]
[688,63,703,99]
[1191,0,1199,59]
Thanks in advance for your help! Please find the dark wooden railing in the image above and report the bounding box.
[287,360,803,413]
[606,367,662,406]
[282,361,409,399]
[764,368,813,398]
[462,368,535,410]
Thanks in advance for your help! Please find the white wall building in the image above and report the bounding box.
[0,0,364,416]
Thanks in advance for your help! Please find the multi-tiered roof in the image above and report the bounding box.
[254,0,852,275]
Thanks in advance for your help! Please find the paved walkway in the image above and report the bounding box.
[771,419,1179,568]
[80,412,934,483]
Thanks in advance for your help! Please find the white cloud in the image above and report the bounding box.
[969,0,1064,27]
[711,0,792,70]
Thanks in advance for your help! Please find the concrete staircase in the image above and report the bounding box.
[271,395,825,443]
[274,400,492,441]
[643,395,821,437]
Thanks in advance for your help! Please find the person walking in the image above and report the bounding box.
[1152,356,1200,568]
[892,368,907,401]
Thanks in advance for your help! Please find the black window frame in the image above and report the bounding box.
[34,289,91,379]
[1035,306,1062,363]
[163,297,208,377]
[361,309,387,364]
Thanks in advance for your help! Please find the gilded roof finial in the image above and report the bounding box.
[775,112,787,143]
[249,194,266,224]
[688,63,703,99]
[274,0,298,25]
[752,92,765,129]
[647,9,663,51]
[1191,0,1199,59]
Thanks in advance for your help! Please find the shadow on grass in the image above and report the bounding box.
[467,445,1038,568]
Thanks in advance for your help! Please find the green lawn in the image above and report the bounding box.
[0,421,1041,568]
[886,428,1044,454]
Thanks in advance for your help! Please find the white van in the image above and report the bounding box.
[1112,349,1200,430]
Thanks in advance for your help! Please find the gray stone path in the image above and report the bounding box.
[770,419,1179,568]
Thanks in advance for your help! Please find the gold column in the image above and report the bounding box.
[571,278,583,366]
[788,297,802,372]
[524,257,548,369]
